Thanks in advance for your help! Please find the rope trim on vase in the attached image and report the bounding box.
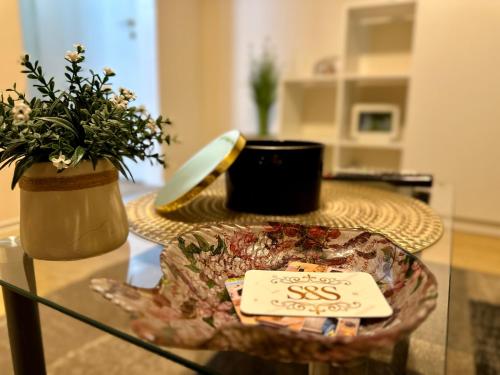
[19,169,119,192]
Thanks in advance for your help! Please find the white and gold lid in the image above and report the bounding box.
[154,130,246,214]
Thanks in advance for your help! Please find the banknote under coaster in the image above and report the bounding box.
[285,262,359,336]
[335,317,360,336]
[225,277,258,325]
[240,270,393,318]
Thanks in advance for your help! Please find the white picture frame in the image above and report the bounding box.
[350,104,400,143]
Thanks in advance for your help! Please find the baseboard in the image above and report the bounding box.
[454,217,500,238]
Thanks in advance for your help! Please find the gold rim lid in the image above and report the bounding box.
[154,130,246,214]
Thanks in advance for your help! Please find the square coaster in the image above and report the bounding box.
[240,270,392,318]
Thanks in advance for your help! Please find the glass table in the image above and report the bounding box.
[0,182,453,375]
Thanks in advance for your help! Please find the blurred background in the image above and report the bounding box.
[1,0,500,235]
[0,1,499,374]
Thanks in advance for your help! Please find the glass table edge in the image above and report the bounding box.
[0,279,220,375]
[0,183,454,374]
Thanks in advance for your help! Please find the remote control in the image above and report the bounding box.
[323,172,433,187]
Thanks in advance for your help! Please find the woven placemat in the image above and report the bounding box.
[126,179,443,253]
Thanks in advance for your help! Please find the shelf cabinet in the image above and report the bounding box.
[279,80,337,144]
[278,0,416,174]
[341,78,408,141]
[344,1,416,75]
[338,146,402,172]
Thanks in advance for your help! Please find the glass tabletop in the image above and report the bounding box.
[0,182,454,375]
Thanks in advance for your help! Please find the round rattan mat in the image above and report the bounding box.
[127,179,443,253]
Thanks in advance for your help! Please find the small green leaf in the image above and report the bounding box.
[405,257,416,278]
[202,316,215,327]
[70,146,85,166]
[212,235,226,255]
[184,263,201,273]
[218,289,231,302]
[11,156,34,189]
[206,279,216,289]
[411,275,423,294]
[177,237,186,250]
[187,243,201,255]
[193,233,210,252]
[39,117,79,138]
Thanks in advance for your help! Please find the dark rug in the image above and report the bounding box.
[470,300,500,375]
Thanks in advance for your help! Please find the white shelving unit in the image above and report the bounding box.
[278,0,416,174]
[280,78,337,141]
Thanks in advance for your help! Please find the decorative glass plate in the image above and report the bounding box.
[92,223,438,364]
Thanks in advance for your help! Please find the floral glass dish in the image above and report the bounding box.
[91,223,438,364]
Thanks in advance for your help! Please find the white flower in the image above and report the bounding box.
[136,105,148,114]
[110,95,128,109]
[12,102,31,115]
[119,87,136,101]
[101,85,112,92]
[73,43,85,52]
[12,102,32,123]
[19,54,29,65]
[103,67,115,76]
[15,114,26,122]
[65,50,82,63]
[146,119,157,132]
[50,153,71,170]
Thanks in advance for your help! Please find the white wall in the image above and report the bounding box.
[0,0,25,224]
[403,0,500,225]
[232,0,343,136]
[156,0,344,180]
[157,0,233,179]
[156,0,343,176]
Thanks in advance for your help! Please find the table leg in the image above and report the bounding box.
[391,337,410,374]
[2,286,46,375]
[309,360,367,375]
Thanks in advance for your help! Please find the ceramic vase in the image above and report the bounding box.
[19,160,129,260]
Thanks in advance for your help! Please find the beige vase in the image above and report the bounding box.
[19,159,129,260]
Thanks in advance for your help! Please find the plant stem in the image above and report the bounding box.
[258,106,269,136]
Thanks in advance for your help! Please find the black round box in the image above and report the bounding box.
[225,140,324,215]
